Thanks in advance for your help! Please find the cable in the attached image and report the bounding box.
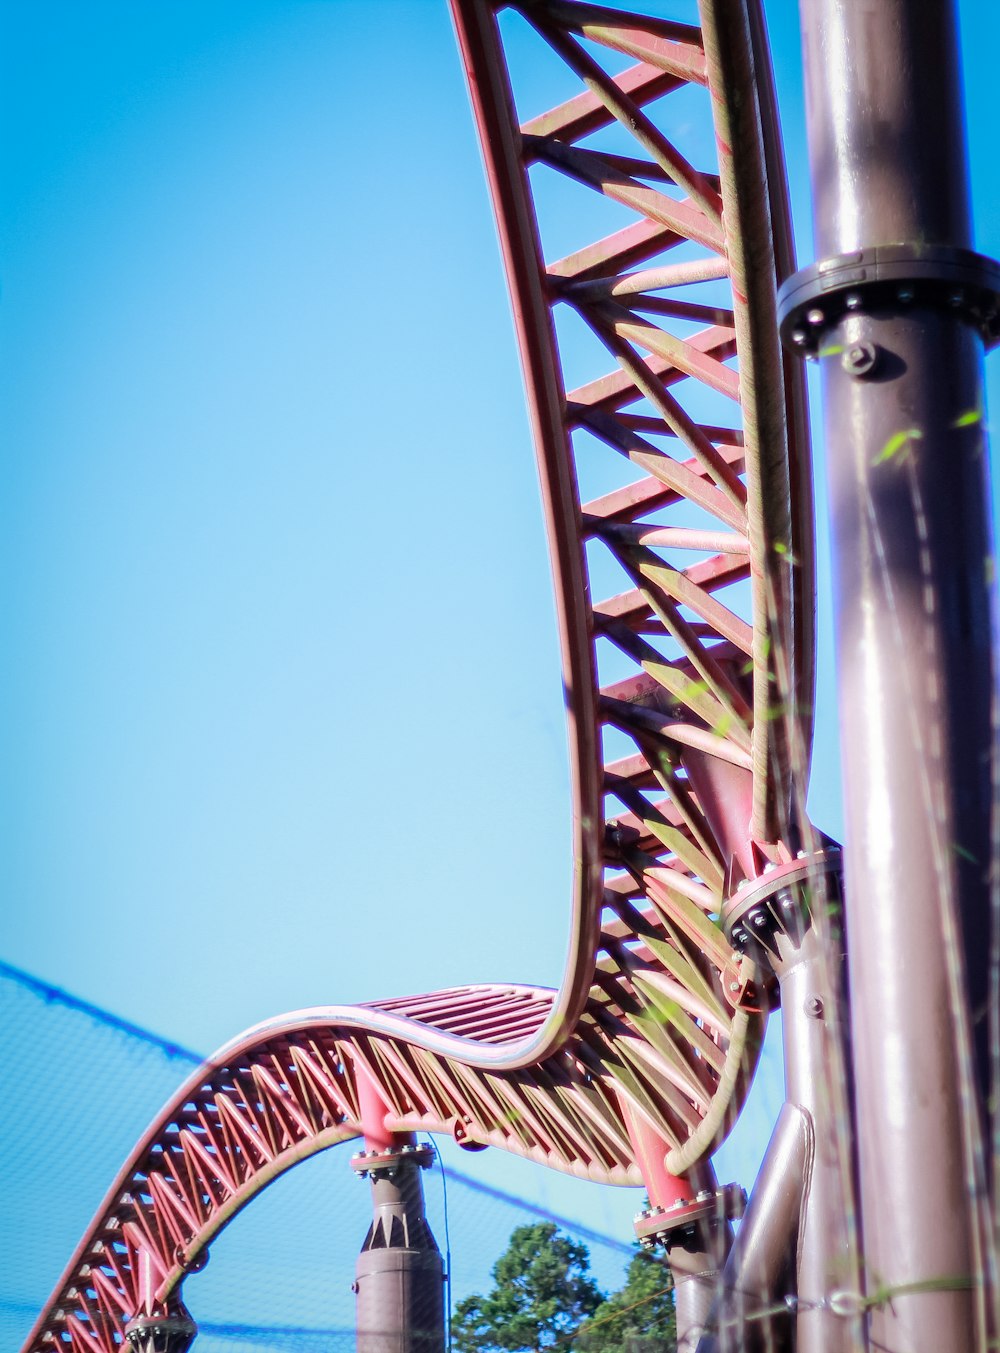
[0,960,201,1063]
[426,1137,453,1352]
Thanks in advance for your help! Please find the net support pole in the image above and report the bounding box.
[781,2,1000,1348]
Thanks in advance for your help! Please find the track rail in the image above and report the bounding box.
[24,3,813,1349]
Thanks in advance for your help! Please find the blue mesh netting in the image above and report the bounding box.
[1,963,644,1351]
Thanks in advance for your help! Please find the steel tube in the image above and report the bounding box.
[672,1242,726,1353]
[355,1159,445,1353]
[697,1102,808,1353]
[798,2,995,1349]
[778,926,859,1353]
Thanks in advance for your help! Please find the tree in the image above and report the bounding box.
[576,1248,676,1353]
[451,1222,603,1352]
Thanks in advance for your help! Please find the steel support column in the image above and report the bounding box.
[787,2,999,1348]
[697,1102,808,1353]
[633,1156,741,1353]
[353,1072,445,1353]
[353,1143,445,1353]
[724,852,861,1352]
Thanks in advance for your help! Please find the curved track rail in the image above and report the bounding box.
[24,3,813,1349]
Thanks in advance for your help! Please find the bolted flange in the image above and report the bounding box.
[722,848,843,971]
[778,243,1000,358]
[350,1143,435,1180]
[124,1304,196,1353]
[634,1182,746,1252]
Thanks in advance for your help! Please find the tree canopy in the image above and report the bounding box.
[451,1222,602,1351]
[577,1248,676,1352]
[451,1221,676,1352]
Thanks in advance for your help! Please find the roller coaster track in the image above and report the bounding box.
[24,3,814,1349]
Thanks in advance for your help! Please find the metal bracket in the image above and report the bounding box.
[777,243,1000,357]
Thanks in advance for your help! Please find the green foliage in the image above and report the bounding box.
[871,426,923,465]
[576,1248,676,1353]
[451,1222,602,1352]
[451,1223,676,1353]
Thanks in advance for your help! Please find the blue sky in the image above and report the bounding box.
[2,0,999,1242]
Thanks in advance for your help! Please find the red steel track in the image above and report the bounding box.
[24,3,814,1349]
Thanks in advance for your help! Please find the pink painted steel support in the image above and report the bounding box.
[353,1078,445,1353]
[628,1105,741,1353]
[784,1,1000,1348]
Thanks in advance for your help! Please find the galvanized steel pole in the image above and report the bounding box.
[784,1,999,1348]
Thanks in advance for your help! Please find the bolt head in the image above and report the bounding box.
[806,306,825,325]
[841,340,879,378]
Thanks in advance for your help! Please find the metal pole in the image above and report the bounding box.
[696,1102,808,1353]
[352,1071,445,1353]
[353,1143,446,1353]
[628,1118,739,1353]
[783,2,1000,1348]
[724,852,862,1353]
[635,1183,738,1353]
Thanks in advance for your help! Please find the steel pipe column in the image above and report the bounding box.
[637,1199,736,1353]
[697,1103,809,1353]
[353,1143,445,1353]
[793,2,998,1348]
[724,853,861,1352]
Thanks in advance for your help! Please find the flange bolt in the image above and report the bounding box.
[841,341,879,378]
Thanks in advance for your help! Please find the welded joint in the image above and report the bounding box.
[777,242,1000,358]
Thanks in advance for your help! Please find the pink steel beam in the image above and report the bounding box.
[23,4,815,1350]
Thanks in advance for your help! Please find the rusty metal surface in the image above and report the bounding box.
[23,4,815,1349]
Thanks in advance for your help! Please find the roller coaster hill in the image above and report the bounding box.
[14,2,1000,1352]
